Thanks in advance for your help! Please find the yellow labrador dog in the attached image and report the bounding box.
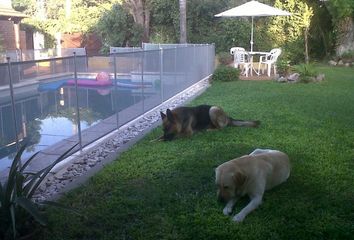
[215,149,290,222]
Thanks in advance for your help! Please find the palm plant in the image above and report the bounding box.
[0,143,78,240]
[293,63,318,83]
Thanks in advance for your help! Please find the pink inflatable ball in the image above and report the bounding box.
[96,72,111,82]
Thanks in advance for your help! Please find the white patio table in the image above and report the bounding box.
[248,51,269,76]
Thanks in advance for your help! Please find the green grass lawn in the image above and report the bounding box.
[38,66,354,240]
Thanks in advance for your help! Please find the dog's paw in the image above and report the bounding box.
[232,213,245,222]
[223,206,232,216]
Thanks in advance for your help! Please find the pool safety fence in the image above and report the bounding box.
[0,48,87,63]
[0,44,215,173]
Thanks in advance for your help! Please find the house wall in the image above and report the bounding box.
[25,30,34,49]
[0,20,29,50]
[0,20,16,50]
[20,30,26,50]
[61,33,102,56]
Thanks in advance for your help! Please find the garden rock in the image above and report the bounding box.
[328,60,337,66]
[328,59,353,67]
[287,73,300,82]
[315,74,325,82]
[276,76,287,83]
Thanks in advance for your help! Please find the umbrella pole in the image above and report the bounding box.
[251,16,254,52]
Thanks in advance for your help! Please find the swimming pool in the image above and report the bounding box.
[0,77,157,172]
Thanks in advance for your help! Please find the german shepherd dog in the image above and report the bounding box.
[157,105,260,141]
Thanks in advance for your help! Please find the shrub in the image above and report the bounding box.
[96,3,143,51]
[211,65,240,82]
[217,52,233,66]
[340,50,354,62]
[0,144,78,240]
[276,57,291,77]
[293,64,318,83]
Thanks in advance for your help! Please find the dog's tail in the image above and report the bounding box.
[228,118,260,128]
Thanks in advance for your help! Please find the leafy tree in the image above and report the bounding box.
[123,0,151,42]
[96,3,143,50]
[267,0,314,63]
[307,1,334,59]
[12,0,119,47]
[149,0,252,52]
[324,0,354,56]
[12,0,36,14]
[149,0,179,43]
[325,0,354,21]
[11,0,350,62]
[13,0,148,49]
[301,3,314,63]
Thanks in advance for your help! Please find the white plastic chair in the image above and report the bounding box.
[230,47,245,68]
[230,47,245,55]
[258,48,282,77]
[233,49,251,77]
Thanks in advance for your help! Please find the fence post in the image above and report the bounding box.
[84,47,89,71]
[113,53,119,129]
[73,52,82,150]
[206,45,209,77]
[141,50,145,113]
[159,48,164,102]
[193,44,196,83]
[18,49,23,81]
[212,43,215,73]
[7,57,20,154]
[208,44,211,75]
[51,57,56,75]
[174,47,177,91]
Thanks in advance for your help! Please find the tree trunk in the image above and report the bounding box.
[304,28,309,64]
[319,27,330,58]
[335,16,354,56]
[179,0,187,43]
[144,9,150,43]
[124,0,150,42]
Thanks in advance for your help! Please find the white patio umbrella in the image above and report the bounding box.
[214,0,291,52]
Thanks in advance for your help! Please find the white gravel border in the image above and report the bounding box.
[33,77,210,201]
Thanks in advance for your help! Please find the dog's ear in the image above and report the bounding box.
[166,109,175,123]
[160,111,166,120]
[233,171,246,187]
